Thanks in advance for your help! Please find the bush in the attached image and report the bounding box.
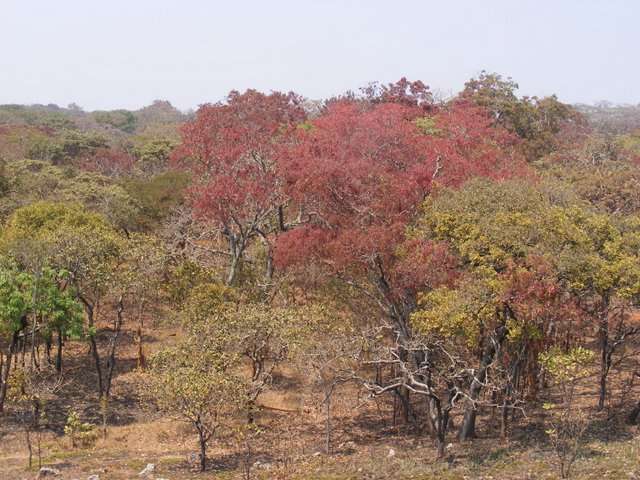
[64,410,98,448]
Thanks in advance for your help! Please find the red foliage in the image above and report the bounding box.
[174,89,306,229]
[333,77,435,111]
[275,98,526,294]
[80,148,135,176]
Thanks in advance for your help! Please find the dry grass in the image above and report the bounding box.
[2,317,640,479]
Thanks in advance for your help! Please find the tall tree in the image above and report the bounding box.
[174,89,306,285]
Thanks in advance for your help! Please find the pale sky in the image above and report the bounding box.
[1,0,638,111]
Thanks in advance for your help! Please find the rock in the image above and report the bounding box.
[313,451,322,457]
[36,467,60,478]
[387,448,396,458]
[253,460,273,470]
[338,441,357,451]
[87,476,100,480]
[138,463,155,477]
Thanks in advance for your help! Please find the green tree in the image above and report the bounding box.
[148,342,245,472]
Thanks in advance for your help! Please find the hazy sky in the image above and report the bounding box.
[1,0,638,111]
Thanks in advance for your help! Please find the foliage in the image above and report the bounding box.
[174,89,306,284]
[92,109,137,133]
[0,159,140,229]
[27,129,108,165]
[148,341,245,471]
[64,410,98,448]
[540,347,595,478]
[120,170,190,230]
[462,71,585,161]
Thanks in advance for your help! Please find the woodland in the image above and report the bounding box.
[1,73,640,479]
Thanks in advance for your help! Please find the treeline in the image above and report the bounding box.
[1,73,640,478]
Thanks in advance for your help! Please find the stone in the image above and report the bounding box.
[138,463,155,477]
[36,467,60,479]
[87,475,100,480]
[253,460,273,470]
[387,448,396,458]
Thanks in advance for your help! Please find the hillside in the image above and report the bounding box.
[1,75,640,480]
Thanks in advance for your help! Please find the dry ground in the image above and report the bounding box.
[2,316,640,480]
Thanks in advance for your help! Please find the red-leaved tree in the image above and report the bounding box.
[174,89,306,285]
[274,92,527,422]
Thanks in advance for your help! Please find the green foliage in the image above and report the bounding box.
[167,261,220,305]
[0,159,140,228]
[34,267,84,340]
[540,347,594,478]
[416,179,640,301]
[64,410,98,448]
[619,130,640,154]
[0,260,83,345]
[462,71,581,160]
[2,202,125,309]
[0,104,76,129]
[0,263,32,336]
[541,137,640,216]
[183,290,305,369]
[415,116,441,136]
[27,130,107,164]
[120,171,189,229]
[92,109,137,133]
[132,139,176,173]
[412,274,503,345]
[148,340,246,470]
[539,347,594,384]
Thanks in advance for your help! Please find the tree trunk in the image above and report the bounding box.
[459,324,507,441]
[325,390,332,454]
[598,315,610,411]
[0,329,19,413]
[197,426,207,472]
[627,400,640,425]
[597,299,610,411]
[436,434,445,459]
[104,297,124,398]
[55,327,63,373]
[135,296,146,369]
[501,401,509,440]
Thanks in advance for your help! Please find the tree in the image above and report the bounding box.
[275,97,524,428]
[2,202,127,430]
[0,260,82,413]
[414,178,640,432]
[174,89,306,285]
[183,285,302,422]
[462,71,585,161]
[132,138,177,175]
[148,342,245,472]
[299,304,360,454]
[0,263,31,413]
[540,347,594,479]
[0,159,139,231]
[119,233,168,369]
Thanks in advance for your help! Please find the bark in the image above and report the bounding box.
[325,390,332,454]
[459,324,508,441]
[55,327,63,373]
[627,400,640,425]
[225,231,246,286]
[0,329,20,413]
[104,296,124,398]
[135,298,146,369]
[598,314,611,411]
[196,421,207,472]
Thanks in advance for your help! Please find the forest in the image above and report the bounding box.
[1,73,640,479]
